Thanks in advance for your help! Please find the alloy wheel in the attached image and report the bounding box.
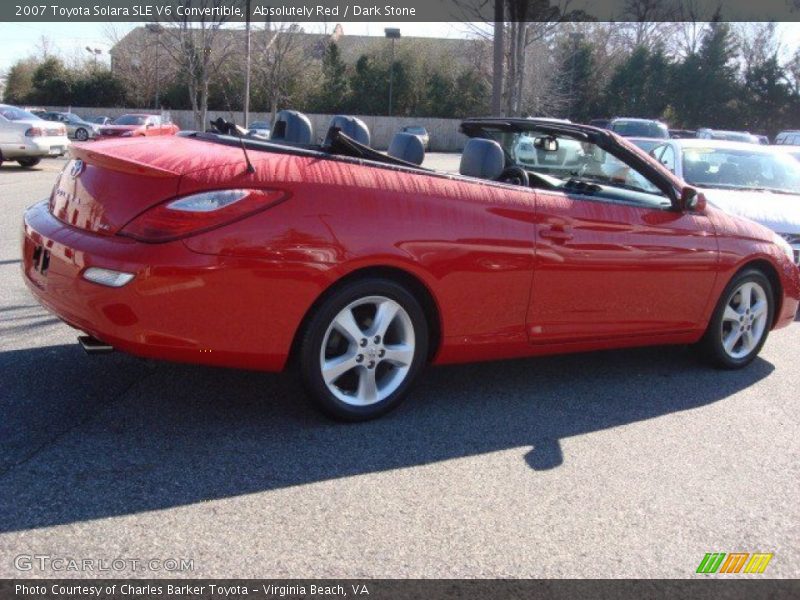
[319,295,415,406]
[720,281,769,359]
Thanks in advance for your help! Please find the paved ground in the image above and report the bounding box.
[0,155,798,579]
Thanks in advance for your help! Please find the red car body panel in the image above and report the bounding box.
[21,133,800,373]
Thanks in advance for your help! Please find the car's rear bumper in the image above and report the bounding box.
[1,136,69,158]
[21,201,310,372]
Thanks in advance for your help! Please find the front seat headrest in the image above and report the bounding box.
[324,115,370,146]
[270,110,313,144]
[460,138,505,179]
[387,132,425,165]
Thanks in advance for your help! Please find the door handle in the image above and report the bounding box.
[540,227,573,243]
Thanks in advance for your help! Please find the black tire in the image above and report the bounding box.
[75,128,89,141]
[697,268,774,369]
[298,278,429,421]
[17,158,41,168]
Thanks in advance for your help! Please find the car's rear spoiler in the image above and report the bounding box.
[69,145,178,178]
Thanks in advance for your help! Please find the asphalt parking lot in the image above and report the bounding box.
[1,155,799,579]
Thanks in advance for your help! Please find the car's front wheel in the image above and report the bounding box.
[17,158,41,168]
[298,279,429,421]
[75,128,89,141]
[698,269,773,368]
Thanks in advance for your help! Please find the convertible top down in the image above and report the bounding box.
[22,113,800,420]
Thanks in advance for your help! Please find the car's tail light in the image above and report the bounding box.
[25,127,43,137]
[119,189,287,243]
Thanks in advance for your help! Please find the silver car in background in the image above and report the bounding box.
[400,125,430,150]
[0,104,69,168]
[649,138,800,264]
[38,111,99,141]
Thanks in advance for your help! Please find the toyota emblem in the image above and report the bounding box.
[69,160,84,178]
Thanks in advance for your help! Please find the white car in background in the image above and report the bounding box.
[247,121,271,139]
[514,134,585,175]
[649,138,800,264]
[776,145,800,162]
[0,104,69,168]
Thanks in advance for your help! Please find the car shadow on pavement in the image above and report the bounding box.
[0,342,774,533]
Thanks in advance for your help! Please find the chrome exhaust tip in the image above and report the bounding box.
[78,335,114,354]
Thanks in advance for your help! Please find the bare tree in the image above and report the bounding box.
[734,22,781,74]
[157,0,243,129]
[34,35,54,61]
[616,0,682,50]
[251,22,307,122]
[105,24,167,107]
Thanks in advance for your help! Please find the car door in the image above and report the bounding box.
[529,150,719,344]
[0,115,13,147]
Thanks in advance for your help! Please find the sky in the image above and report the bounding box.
[1,21,799,74]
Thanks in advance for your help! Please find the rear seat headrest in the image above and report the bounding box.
[387,132,425,165]
[270,110,313,144]
[460,138,505,179]
[324,115,371,146]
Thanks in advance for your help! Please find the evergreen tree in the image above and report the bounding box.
[312,42,349,113]
[2,58,38,104]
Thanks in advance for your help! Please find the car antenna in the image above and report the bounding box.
[236,129,256,174]
[211,117,255,174]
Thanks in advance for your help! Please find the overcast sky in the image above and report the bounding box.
[1,21,798,74]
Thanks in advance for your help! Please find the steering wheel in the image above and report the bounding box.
[497,166,530,187]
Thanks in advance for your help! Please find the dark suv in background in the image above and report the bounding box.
[609,118,669,139]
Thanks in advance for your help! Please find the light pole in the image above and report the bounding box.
[145,24,164,109]
[384,28,400,116]
[568,32,584,121]
[85,46,102,69]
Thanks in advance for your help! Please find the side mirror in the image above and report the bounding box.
[681,187,706,212]
[534,136,559,152]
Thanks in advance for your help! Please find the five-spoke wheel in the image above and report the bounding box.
[699,269,773,368]
[299,279,428,421]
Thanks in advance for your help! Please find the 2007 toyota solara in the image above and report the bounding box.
[22,114,800,420]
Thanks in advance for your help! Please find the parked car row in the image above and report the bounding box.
[592,116,800,146]
[1,104,183,168]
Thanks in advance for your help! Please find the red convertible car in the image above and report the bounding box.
[96,114,179,139]
[21,115,800,420]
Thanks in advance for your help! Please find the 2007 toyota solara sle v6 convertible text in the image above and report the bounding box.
[21,113,800,420]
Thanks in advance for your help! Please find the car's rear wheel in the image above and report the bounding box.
[698,269,773,369]
[298,279,429,421]
[75,128,89,141]
[17,158,41,168]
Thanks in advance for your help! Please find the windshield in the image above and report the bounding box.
[682,146,800,194]
[113,115,147,126]
[250,122,269,129]
[0,106,40,121]
[611,121,668,138]
[484,128,666,202]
